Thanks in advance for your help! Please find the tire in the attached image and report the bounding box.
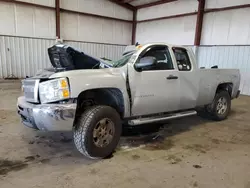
[73,105,122,159]
[208,90,231,121]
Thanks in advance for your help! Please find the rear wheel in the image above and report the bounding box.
[208,90,231,121]
[73,105,122,159]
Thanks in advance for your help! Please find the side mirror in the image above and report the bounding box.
[135,56,156,71]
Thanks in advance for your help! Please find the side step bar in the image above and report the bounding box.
[128,110,197,126]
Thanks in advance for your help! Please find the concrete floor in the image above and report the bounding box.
[0,80,250,188]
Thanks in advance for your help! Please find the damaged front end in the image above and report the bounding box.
[17,96,76,131]
[17,44,115,131]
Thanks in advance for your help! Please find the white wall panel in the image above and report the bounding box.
[206,0,250,9]
[136,16,196,45]
[16,0,55,7]
[60,0,133,20]
[61,12,132,45]
[0,2,16,35]
[0,36,126,78]
[197,46,250,95]
[0,2,56,39]
[201,8,250,45]
[137,0,198,21]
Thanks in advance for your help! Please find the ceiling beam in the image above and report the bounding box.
[108,0,135,11]
[0,0,54,10]
[122,0,136,3]
[136,0,177,9]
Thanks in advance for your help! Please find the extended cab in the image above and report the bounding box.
[17,43,241,159]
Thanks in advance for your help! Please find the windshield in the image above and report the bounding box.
[112,52,134,68]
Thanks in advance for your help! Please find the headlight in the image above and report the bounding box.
[39,78,70,104]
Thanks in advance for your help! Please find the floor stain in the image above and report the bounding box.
[0,159,28,175]
[39,159,50,164]
[165,154,182,164]
[144,138,174,151]
[193,181,198,187]
[193,164,202,169]
[90,168,98,175]
[211,139,220,144]
[24,156,36,162]
[131,154,140,160]
[183,144,208,153]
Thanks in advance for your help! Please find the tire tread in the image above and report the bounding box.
[73,106,105,159]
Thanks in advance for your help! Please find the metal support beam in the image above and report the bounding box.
[60,9,132,23]
[55,0,60,38]
[0,0,54,10]
[132,9,137,44]
[108,0,135,11]
[136,0,177,9]
[205,4,250,13]
[194,0,205,46]
[137,12,197,23]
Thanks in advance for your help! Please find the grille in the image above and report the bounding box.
[22,79,40,103]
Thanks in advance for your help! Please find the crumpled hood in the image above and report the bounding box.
[31,68,55,79]
[49,67,124,79]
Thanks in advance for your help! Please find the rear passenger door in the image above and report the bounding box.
[172,47,199,109]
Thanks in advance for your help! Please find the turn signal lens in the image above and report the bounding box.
[61,79,68,88]
[62,89,69,98]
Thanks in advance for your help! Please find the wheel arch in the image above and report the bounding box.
[73,88,125,126]
[215,82,233,97]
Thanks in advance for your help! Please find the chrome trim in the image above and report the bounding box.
[128,111,197,125]
[34,79,40,103]
[22,79,40,103]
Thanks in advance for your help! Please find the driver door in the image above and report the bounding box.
[128,45,181,116]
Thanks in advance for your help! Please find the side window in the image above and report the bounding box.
[140,46,174,71]
[173,48,192,71]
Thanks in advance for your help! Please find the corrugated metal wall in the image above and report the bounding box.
[136,15,197,45]
[137,0,198,21]
[60,0,133,20]
[197,46,250,95]
[201,8,250,45]
[61,12,132,45]
[0,1,56,39]
[136,0,198,45]
[0,36,126,78]
[1,35,250,96]
[60,0,133,45]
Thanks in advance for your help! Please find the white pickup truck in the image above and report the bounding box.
[17,43,240,159]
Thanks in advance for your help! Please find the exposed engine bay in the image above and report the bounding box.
[48,44,111,70]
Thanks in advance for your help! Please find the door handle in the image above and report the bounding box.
[166,75,178,80]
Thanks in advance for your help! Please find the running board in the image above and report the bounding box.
[128,110,197,126]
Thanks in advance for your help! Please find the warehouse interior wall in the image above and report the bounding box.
[0,1,56,39]
[136,0,198,45]
[1,0,250,95]
[135,0,250,46]
[0,0,132,78]
[201,0,250,45]
[60,0,133,45]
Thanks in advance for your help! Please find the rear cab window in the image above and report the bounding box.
[172,48,192,71]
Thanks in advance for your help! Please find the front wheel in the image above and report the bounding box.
[73,105,122,159]
[208,90,231,121]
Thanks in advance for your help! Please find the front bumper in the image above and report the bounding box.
[17,96,76,131]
